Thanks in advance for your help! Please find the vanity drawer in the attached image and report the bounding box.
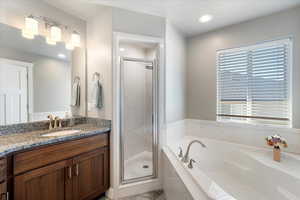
[14,133,109,175]
[0,159,6,182]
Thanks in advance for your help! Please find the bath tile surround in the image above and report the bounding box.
[164,120,300,199]
[167,119,300,154]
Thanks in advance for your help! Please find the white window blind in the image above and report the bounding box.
[217,39,292,126]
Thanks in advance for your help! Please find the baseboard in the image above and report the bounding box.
[107,179,162,199]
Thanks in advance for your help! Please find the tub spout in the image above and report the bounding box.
[182,140,206,163]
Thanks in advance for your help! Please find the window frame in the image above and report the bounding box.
[216,38,293,127]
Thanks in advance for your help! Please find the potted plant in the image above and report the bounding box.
[265,134,288,162]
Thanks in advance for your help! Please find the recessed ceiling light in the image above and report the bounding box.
[58,53,66,59]
[199,14,213,23]
[120,48,125,52]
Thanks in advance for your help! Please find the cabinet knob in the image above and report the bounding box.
[1,192,8,200]
[75,164,79,176]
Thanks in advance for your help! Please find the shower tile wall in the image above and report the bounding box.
[120,43,153,161]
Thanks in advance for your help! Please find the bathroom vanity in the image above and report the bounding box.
[0,118,110,200]
[0,1,111,199]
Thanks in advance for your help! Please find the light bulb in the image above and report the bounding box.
[25,16,39,35]
[50,26,62,42]
[71,32,80,47]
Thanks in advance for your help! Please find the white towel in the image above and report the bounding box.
[71,82,80,106]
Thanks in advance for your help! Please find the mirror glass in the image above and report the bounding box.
[0,7,86,126]
[0,23,73,125]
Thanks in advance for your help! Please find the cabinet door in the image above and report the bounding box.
[73,148,109,200]
[14,159,72,200]
[0,182,6,200]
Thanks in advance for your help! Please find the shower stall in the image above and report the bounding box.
[119,42,159,185]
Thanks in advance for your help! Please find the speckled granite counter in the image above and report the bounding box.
[0,118,110,157]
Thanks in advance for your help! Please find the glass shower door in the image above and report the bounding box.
[120,57,158,184]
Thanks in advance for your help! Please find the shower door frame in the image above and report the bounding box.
[120,56,159,185]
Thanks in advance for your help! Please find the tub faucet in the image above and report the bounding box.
[178,147,183,158]
[188,159,196,169]
[182,140,206,163]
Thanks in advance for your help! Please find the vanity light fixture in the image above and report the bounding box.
[21,14,80,50]
[71,31,81,47]
[199,14,213,23]
[50,26,62,42]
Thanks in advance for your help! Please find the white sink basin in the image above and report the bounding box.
[42,130,81,137]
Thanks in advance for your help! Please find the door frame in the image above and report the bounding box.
[110,32,165,199]
[0,58,34,122]
[119,57,158,184]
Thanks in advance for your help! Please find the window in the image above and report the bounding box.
[217,38,292,126]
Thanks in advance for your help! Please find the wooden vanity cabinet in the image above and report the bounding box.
[72,148,109,200]
[13,133,109,200]
[0,158,7,200]
[0,182,7,200]
[0,159,6,182]
[14,159,72,200]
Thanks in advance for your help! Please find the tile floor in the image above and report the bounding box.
[99,190,166,200]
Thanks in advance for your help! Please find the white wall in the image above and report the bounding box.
[112,8,165,38]
[186,6,300,128]
[0,0,87,116]
[165,21,187,123]
[87,7,113,120]
[87,7,165,120]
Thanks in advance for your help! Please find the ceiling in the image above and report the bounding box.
[43,0,300,36]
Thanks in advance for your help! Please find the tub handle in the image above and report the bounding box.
[188,159,196,169]
[178,147,183,158]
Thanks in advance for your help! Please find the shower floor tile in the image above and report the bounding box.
[124,151,153,180]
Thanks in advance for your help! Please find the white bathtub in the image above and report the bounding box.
[163,130,300,200]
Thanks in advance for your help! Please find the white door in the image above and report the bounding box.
[0,60,28,125]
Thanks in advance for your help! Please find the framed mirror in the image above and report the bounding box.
[0,1,86,126]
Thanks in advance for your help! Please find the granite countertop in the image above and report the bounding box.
[0,123,110,157]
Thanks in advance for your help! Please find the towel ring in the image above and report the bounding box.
[93,72,102,81]
[74,76,80,84]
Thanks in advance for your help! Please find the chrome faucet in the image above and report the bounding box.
[181,140,206,163]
